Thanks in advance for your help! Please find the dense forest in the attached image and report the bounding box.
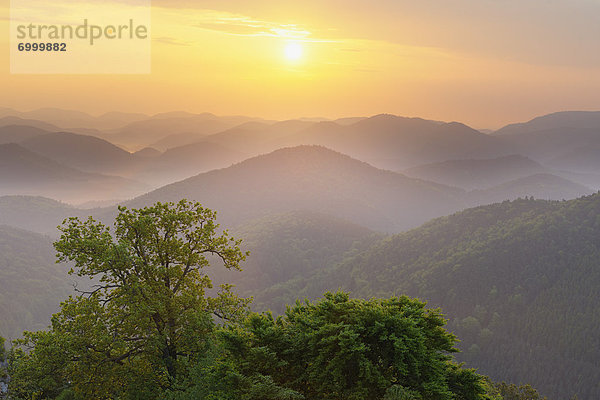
[266,194,600,398]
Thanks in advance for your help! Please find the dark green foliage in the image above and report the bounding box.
[491,382,547,400]
[214,292,487,400]
[276,194,600,399]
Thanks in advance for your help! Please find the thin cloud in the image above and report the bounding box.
[153,36,191,46]
[195,11,311,40]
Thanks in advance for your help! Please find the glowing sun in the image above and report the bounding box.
[284,42,303,61]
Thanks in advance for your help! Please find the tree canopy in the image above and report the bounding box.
[8,200,249,399]
[173,292,488,400]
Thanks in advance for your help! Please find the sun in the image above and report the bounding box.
[284,42,303,61]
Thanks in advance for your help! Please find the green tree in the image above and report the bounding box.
[492,382,547,400]
[215,291,487,400]
[8,200,249,399]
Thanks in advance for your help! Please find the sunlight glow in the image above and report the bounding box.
[284,42,303,61]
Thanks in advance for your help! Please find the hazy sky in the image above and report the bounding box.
[1,0,600,128]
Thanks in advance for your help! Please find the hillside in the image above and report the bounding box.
[276,114,513,170]
[0,124,51,144]
[0,225,74,339]
[0,116,63,132]
[126,145,467,232]
[0,196,87,236]
[471,173,593,203]
[19,131,134,175]
[404,155,547,190]
[0,144,148,203]
[547,146,600,174]
[133,141,247,186]
[210,211,384,313]
[279,194,600,399]
[495,111,600,136]
[493,111,600,165]
[201,119,314,154]
[109,113,260,150]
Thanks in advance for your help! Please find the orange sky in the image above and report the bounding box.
[1,0,600,129]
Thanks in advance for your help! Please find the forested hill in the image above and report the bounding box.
[0,225,73,339]
[285,193,600,399]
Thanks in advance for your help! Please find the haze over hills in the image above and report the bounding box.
[212,210,384,311]
[275,114,514,170]
[471,173,593,204]
[0,196,82,236]
[404,155,548,190]
[495,111,600,136]
[199,119,315,154]
[0,144,148,203]
[107,112,265,150]
[126,145,467,233]
[0,124,52,144]
[547,146,600,174]
[493,111,600,174]
[19,131,135,175]
[0,107,147,131]
[133,142,248,186]
[0,116,63,133]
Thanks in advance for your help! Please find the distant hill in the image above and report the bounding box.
[0,196,79,236]
[495,111,600,136]
[0,107,147,131]
[0,144,148,204]
[546,146,600,174]
[126,146,467,233]
[211,210,383,313]
[109,113,261,150]
[272,194,600,399]
[0,116,63,132]
[0,124,51,144]
[471,173,593,203]
[133,141,248,186]
[201,120,314,154]
[0,225,74,338]
[493,111,600,165]
[404,155,547,190]
[275,114,513,170]
[19,131,135,175]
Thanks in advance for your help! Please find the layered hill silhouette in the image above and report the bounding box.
[199,120,314,154]
[133,142,248,186]
[0,144,148,203]
[19,131,134,174]
[493,111,600,173]
[0,124,51,144]
[0,107,146,131]
[108,112,263,150]
[404,155,548,190]
[471,173,592,203]
[274,114,513,170]
[126,145,467,232]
